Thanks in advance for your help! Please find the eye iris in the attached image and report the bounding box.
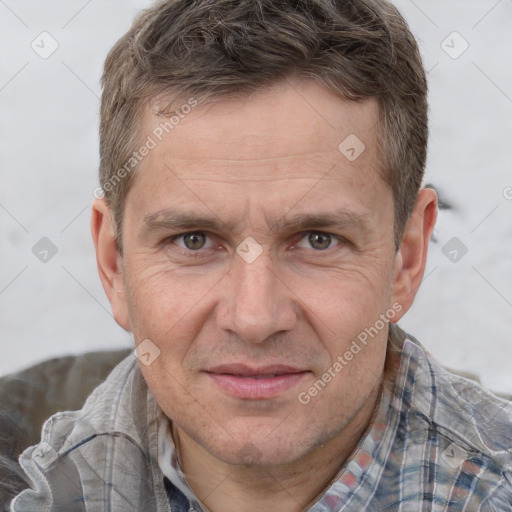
[309,232,331,250]
[184,233,205,250]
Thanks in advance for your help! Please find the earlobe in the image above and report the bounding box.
[391,188,438,321]
[91,199,131,331]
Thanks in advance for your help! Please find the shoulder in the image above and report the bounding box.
[396,328,512,459]
[373,326,512,512]
[11,354,168,511]
[382,326,512,507]
[31,352,145,456]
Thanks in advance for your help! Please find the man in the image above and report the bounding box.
[10,0,512,510]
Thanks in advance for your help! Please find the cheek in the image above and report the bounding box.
[294,259,394,323]
[124,263,220,354]
[139,358,205,431]
[290,261,395,371]
[127,258,219,308]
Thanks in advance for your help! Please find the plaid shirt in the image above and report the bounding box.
[158,326,512,511]
[12,326,512,511]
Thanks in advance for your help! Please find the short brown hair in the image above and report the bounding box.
[99,0,428,250]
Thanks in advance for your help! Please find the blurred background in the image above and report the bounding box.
[0,0,511,393]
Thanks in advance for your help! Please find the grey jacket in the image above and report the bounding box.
[0,349,130,511]
[11,355,171,512]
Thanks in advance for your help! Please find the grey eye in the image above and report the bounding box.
[308,232,332,250]
[182,232,207,250]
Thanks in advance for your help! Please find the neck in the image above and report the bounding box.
[172,383,381,512]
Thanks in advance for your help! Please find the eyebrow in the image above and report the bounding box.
[141,208,372,237]
[142,208,372,239]
[143,210,224,232]
[272,209,372,235]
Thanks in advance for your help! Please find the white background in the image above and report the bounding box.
[0,0,511,393]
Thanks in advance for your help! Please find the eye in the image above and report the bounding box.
[170,232,214,251]
[295,231,341,251]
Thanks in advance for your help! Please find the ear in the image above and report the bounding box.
[391,187,438,321]
[91,199,131,331]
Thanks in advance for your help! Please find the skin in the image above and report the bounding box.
[92,77,437,512]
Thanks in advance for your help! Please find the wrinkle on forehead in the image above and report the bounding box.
[156,152,331,164]
[139,152,373,185]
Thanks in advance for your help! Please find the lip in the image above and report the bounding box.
[205,364,310,399]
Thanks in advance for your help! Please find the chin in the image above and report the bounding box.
[203,421,320,468]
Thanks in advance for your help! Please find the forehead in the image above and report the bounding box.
[124,79,390,231]
[142,79,380,164]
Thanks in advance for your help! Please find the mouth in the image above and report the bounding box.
[204,364,310,399]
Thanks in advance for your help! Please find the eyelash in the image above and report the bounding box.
[164,231,346,258]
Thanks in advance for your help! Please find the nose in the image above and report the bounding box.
[216,251,298,344]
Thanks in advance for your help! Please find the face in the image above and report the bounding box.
[96,78,422,467]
